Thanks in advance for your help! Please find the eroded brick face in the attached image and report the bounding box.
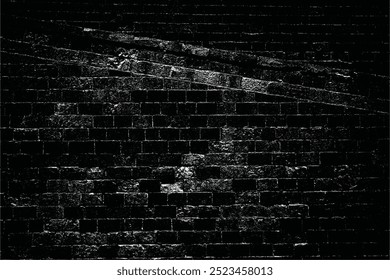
[1,1,389,259]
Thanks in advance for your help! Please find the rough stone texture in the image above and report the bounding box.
[1,1,389,260]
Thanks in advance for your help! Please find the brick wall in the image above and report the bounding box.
[1,1,389,259]
[2,0,389,75]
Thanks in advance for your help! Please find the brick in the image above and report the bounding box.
[104,194,125,207]
[80,220,97,233]
[5,221,29,233]
[139,179,161,192]
[177,103,196,115]
[227,116,248,127]
[207,244,229,257]
[124,193,148,206]
[107,129,129,140]
[320,152,346,165]
[213,193,235,205]
[130,207,153,218]
[154,206,176,217]
[123,219,143,231]
[168,193,187,206]
[250,244,273,256]
[173,218,195,230]
[197,102,217,114]
[141,103,160,114]
[79,103,103,115]
[168,90,186,102]
[232,179,257,192]
[187,90,206,102]
[148,91,168,102]
[159,153,181,166]
[180,128,200,140]
[189,116,208,127]
[143,141,167,153]
[258,103,280,114]
[168,141,189,153]
[200,128,220,140]
[136,154,159,166]
[93,116,113,127]
[122,141,142,154]
[143,218,171,230]
[20,141,43,154]
[190,140,208,153]
[229,244,250,257]
[236,102,257,114]
[156,231,178,244]
[286,116,311,127]
[144,128,157,139]
[188,193,212,205]
[98,219,123,233]
[248,153,272,165]
[69,141,94,154]
[160,128,180,140]
[96,141,120,154]
[194,218,216,230]
[196,166,220,179]
[114,116,132,127]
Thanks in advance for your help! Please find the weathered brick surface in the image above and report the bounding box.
[1,1,389,260]
[2,0,388,75]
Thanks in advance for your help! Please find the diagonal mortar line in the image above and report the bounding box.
[6,14,389,79]
[3,52,387,116]
[2,38,388,114]
[3,14,390,105]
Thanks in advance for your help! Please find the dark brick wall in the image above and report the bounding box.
[2,0,389,74]
[1,87,389,258]
[0,1,389,260]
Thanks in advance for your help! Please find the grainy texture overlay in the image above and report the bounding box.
[1,0,389,259]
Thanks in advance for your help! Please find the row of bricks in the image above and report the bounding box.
[3,213,386,231]
[1,102,368,116]
[4,115,388,130]
[4,177,388,194]
[3,140,385,154]
[0,76,216,91]
[1,205,385,223]
[1,82,386,103]
[0,89,296,103]
[1,152,384,169]
[1,212,387,232]
[1,149,380,169]
[0,204,309,220]
[1,190,386,208]
[2,190,384,211]
[0,186,360,202]
[2,136,387,151]
[6,243,386,259]
[2,127,387,141]
[2,163,387,183]
[4,229,387,245]
[1,72,383,100]
[5,111,383,128]
[0,103,350,116]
